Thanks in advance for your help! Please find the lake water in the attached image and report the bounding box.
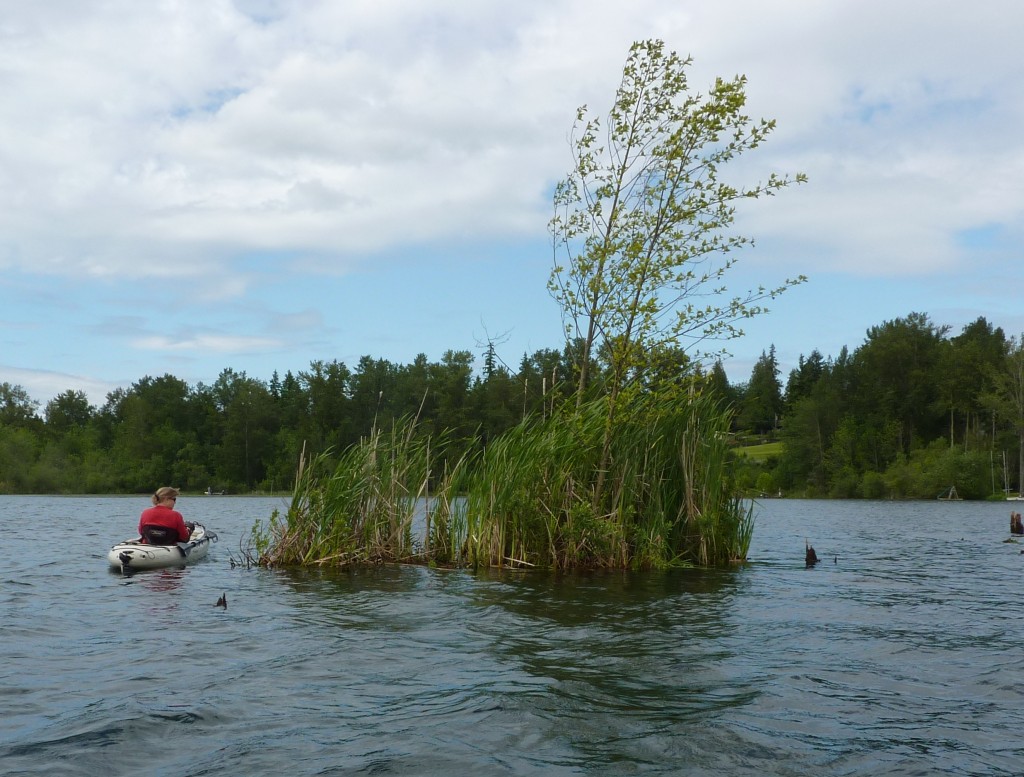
[1,495,1022,776]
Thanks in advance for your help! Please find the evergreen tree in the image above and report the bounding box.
[740,347,783,435]
[704,360,733,400]
[784,350,826,411]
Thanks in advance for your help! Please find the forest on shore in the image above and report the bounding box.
[2,311,1021,500]
[725,313,1024,500]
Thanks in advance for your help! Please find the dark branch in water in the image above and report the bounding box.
[805,540,819,568]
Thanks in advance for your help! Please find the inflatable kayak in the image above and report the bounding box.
[108,523,217,573]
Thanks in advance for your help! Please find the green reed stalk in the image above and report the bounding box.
[457,389,750,569]
[251,416,437,567]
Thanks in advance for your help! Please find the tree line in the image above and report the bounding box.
[0,345,583,494]
[2,311,1020,499]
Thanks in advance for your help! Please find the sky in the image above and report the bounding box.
[2,0,1023,410]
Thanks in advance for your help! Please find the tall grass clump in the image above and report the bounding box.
[454,390,752,570]
[250,416,453,567]
[249,391,751,571]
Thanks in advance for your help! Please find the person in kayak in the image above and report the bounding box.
[139,487,193,545]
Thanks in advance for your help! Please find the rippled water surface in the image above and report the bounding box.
[2,495,1023,775]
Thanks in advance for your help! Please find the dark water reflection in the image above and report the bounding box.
[2,496,1023,775]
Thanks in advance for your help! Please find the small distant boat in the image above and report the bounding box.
[108,523,216,574]
[937,486,962,501]
[1007,494,1024,502]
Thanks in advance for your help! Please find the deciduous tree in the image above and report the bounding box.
[549,39,806,406]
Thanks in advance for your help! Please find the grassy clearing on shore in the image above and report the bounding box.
[735,441,783,461]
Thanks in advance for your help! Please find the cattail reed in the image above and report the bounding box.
[250,391,752,570]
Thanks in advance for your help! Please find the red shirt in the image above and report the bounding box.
[138,504,190,543]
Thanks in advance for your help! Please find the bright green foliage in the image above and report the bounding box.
[878,441,990,499]
[248,388,753,570]
[548,39,805,513]
[549,39,806,404]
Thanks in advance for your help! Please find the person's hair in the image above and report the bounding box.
[152,486,180,506]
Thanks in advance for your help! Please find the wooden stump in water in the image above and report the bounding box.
[805,541,819,568]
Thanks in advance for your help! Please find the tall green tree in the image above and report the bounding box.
[548,38,806,407]
[470,363,518,447]
[265,370,309,491]
[740,346,783,435]
[300,360,352,453]
[851,312,947,456]
[939,317,1005,448]
[784,350,826,411]
[394,354,433,422]
[44,390,94,436]
[0,382,41,428]
[216,372,276,490]
[776,348,851,495]
[516,347,569,421]
[428,350,474,442]
[990,334,1024,494]
[350,356,397,436]
[102,375,194,489]
[704,360,737,409]
[547,39,805,502]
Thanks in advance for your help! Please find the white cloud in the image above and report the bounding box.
[1,0,1023,401]
[132,333,283,353]
[0,0,702,280]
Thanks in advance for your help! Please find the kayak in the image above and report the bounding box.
[108,523,217,573]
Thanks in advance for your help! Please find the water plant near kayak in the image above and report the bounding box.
[249,389,751,570]
[250,420,459,567]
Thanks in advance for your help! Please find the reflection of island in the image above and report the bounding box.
[467,568,748,719]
